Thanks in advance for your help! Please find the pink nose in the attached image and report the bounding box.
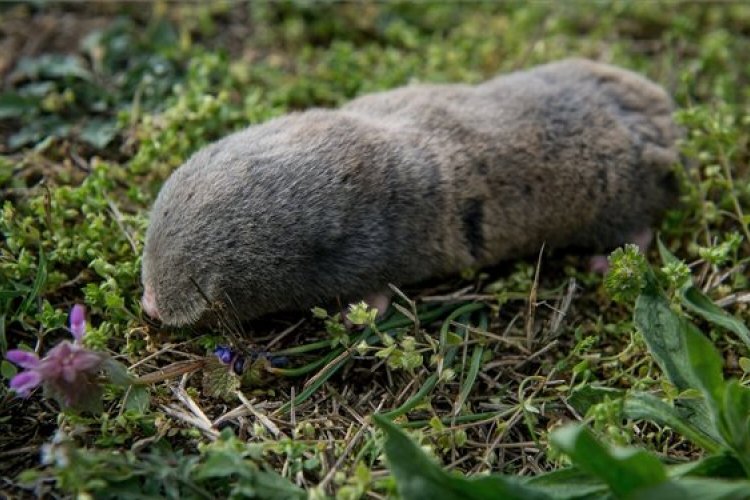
[141,285,161,320]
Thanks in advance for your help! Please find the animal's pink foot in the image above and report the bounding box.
[631,228,654,254]
[589,255,611,274]
[141,284,161,320]
[343,291,392,329]
[588,228,654,274]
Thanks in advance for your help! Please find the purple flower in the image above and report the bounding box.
[214,345,233,364]
[69,304,87,342]
[6,304,105,411]
[6,349,40,369]
[9,370,42,397]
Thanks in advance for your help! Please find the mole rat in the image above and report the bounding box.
[141,58,680,326]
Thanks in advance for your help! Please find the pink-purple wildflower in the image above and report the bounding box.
[6,304,106,411]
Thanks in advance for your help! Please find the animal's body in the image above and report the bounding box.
[141,58,680,326]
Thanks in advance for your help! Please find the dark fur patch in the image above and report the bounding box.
[475,159,489,175]
[598,168,608,191]
[608,95,641,114]
[462,198,484,260]
[659,170,680,196]
[593,73,618,87]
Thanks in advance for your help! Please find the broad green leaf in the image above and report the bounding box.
[684,322,725,407]
[101,357,136,386]
[13,54,93,81]
[197,449,246,479]
[8,126,45,150]
[635,271,698,392]
[636,477,750,500]
[524,467,609,499]
[567,385,625,416]
[667,453,746,480]
[721,381,750,476]
[0,92,41,119]
[633,270,720,439]
[79,119,119,149]
[239,470,307,500]
[681,286,750,347]
[202,357,241,402]
[197,445,305,500]
[1,360,18,380]
[623,391,721,452]
[18,81,55,97]
[123,385,151,414]
[373,414,552,500]
[550,425,667,498]
[8,115,66,149]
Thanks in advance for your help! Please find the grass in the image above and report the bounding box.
[1,1,750,499]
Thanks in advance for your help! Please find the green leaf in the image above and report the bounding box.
[667,453,746,480]
[636,477,750,500]
[633,278,723,447]
[635,270,702,391]
[681,286,750,347]
[0,315,6,354]
[0,290,27,300]
[122,385,151,414]
[13,54,93,81]
[657,236,682,268]
[197,442,305,500]
[721,381,750,476]
[0,92,41,119]
[17,247,48,317]
[202,357,241,401]
[523,467,609,499]
[684,322,725,407]
[101,357,136,386]
[1,360,18,380]
[79,119,119,149]
[624,391,721,452]
[373,414,552,500]
[238,468,307,500]
[8,126,45,150]
[455,344,484,414]
[567,385,625,416]
[197,449,244,480]
[550,425,667,498]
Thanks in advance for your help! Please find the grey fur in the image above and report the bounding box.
[142,58,680,326]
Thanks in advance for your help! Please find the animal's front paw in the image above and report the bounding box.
[589,227,654,274]
[342,291,392,330]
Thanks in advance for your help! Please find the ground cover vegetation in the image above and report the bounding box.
[1,1,750,499]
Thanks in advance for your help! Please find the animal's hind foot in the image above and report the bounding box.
[588,228,654,274]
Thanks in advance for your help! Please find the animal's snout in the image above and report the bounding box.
[141,284,161,320]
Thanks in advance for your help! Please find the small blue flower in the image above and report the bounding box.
[214,346,233,364]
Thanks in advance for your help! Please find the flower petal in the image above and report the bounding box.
[70,304,87,342]
[10,370,42,397]
[214,346,233,364]
[71,349,104,372]
[6,349,40,369]
[61,364,78,383]
[47,340,73,361]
